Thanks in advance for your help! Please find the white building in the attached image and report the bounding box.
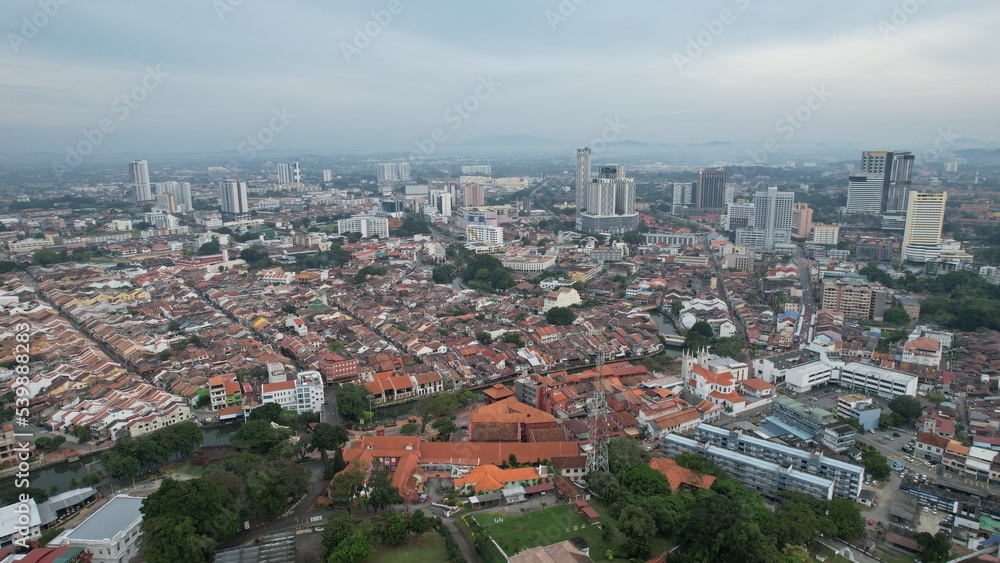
[735,187,793,250]
[811,224,840,245]
[154,181,192,211]
[752,349,835,392]
[220,179,249,217]
[541,287,581,313]
[129,160,152,202]
[466,224,504,246]
[462,165,492,175]
[50,495,143,563]
[338,215,389,239]
[902,190,947,263]
[260,371,325,414]
[109,219,133,231]
[845,174,884,215]
[0,499,41,547]
[323,169,333,182]
[724,201,754,231]
[839,362,918,399]
[376,162,411,182]
[672,182,694,215]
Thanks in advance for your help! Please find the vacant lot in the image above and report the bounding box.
[365,531,449,563]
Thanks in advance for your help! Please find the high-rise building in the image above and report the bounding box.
[153,181,192,212]
[736,187,793,250]
[696,169,726,210]
[155,192,176,214]
[791,203,814,240]
[859,151,914,214]
[902,190,947,263]
[845,174,884,215]
[579,163,638,234]
[129,160,152,202]
[376,162,411,183]
[462,165,492,175]
[220,179,249,219]
[277,162,301,184]
[724,201,754,231]
[322,169,333,182]
[575,147,591,224]
[671,182,694,215]
[463,184,485,207]
[466,224,505,246]
[429,190,452,217]
[821,279,888,321]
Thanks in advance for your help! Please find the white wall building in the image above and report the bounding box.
[839,362,918,399]
[902,190,947,263]
[337,215,389,239]
[220,179,249,217]
[260,371,325,414]
[466,224,504,246]
[50,495,144,563]
[811,225,840,245]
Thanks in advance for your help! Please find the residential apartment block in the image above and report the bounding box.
[821,279,888,322]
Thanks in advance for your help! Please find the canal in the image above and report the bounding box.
[0,425,239,499]
[650,310,684,357]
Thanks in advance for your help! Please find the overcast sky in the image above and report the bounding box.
[2,0,998,157]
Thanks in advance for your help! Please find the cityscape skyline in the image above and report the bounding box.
[2,1,999,159]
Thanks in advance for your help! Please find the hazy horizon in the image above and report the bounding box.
[3,1,999,160]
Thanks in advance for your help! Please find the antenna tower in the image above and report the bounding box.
[587,353,610,474]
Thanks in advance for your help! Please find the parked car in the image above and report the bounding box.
[893,432,901,437]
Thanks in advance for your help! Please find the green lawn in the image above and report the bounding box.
[365,531,449,563]
[477,501,670,559]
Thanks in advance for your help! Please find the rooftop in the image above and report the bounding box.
[62,494,143,542]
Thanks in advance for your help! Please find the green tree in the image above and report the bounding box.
[432,417,457,441]
[545,306,577,326]
[432,265,454,285]
[230,419,292,455]
[408,509,432,534]
[399,423,418,436]
[248,402,283,423]
[31,250,62,266]
[861,447,891,480]
[328,531,374,563]
[586,472,622,503]
[915,531,951,563]
[827,498,865,538]
[888,395,923,422]
[367,467,404,512]
[322,512,358,556]
[502,332,524,347]
[883,306,911,325]
[336,384,371,422]
[475,331,493,345]
[713,337,745,359]
[196,238,221,256]
[312,423,349,451]
[381,513,411,545]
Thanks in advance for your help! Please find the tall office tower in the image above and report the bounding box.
[886,152,914,213]
[575,147,592,221]
[429,190,453,217]
[861,150,914,213]
[845,174,884,215]
[152,181,192,212]
[277,163,291,184]
[397,162,410,181]
[791,203,814,240]
[696,169,726,209]
[579,163,638,234]
[290,162,300,183]
[129,160,152,202]
[463,184,485,207]
[322,169,333,182]
[671,182,694,215]
[736,187,793,250]
[220,179,249,218]
[902,190,947,263]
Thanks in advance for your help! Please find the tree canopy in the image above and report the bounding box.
[545,306,577,326]
[337,383,372,422]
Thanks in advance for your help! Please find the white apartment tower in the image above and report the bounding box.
[902,190,947,263]
[220,179,249,218]
[575,147,591,227]
[129,160,153,202]
[578,163,638,234]
[671,182,694,215]
[736,187,794,250]
[376,162,411,183]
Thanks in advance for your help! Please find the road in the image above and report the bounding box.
[323,386,339,425]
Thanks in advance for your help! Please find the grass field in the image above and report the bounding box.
[365,531,449,563]
[477,501,671,559]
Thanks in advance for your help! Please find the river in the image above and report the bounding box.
[649,310,684,357]
[0,425,239,499]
